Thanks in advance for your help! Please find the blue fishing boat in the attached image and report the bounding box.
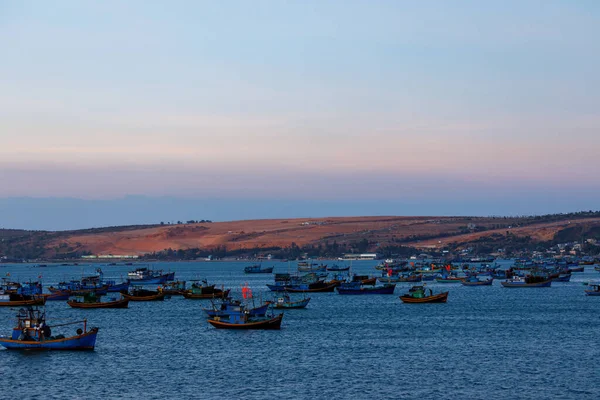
[267,272,321,292]
[272,293,310,309]
[244,265,274,274]
[336,282,396,295]
[0,307,98,350]
[203,298,270,317]
[106,281,130,292]
[461,277,494,286]
[501,276,552,288]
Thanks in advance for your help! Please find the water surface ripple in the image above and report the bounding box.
[0,261,599,399]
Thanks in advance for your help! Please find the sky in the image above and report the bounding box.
[1,1,599,230]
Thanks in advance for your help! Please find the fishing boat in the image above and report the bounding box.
[379,274,422,283]
[122,288,166,301]
[106,281,130,293]
[208,311,283,330]
[326,264,350,272]
[244,265,274,274]
[43,291,71,301]
[49,281,109,296]
[585,284,600,296]
[203,298,270,317]
[0,307,98,350]
[284,281,338,293]
[399,285,449,303]
[67,293,129,309]
[159,281,187,296]
[0,293,46,307]
[126,267,173,284]
[461,277,494,286]
[272,292,310,309]
[182,281,230,299]
[351,275,377,285]
[267,272,321,292]
[501,276,552,288]
[435,276,465,283]
[336,282,396,295]
[297,263,327,273]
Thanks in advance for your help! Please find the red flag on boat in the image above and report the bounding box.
[242,283,252,299]
[445,264,451,272]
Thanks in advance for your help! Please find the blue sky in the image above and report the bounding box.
[0,1,599,229]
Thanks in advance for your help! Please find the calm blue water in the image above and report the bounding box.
[0,260,599,399]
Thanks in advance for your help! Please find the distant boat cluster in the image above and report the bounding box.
[1,255,599,350]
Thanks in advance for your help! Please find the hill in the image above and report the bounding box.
[2,211,600,260]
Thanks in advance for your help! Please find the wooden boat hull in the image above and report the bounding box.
[67,298,129,308]
[501,280,552,288]
[400,292,449,303]
[182,289,231,299]
[0,297,46,307]
[208,314,283,330]
[0,328,98,350]
[122,292,166,301]
[359,277,377,285]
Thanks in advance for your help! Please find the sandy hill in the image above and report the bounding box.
[40,215,600,256]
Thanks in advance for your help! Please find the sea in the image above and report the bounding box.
[0,260,599,399]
